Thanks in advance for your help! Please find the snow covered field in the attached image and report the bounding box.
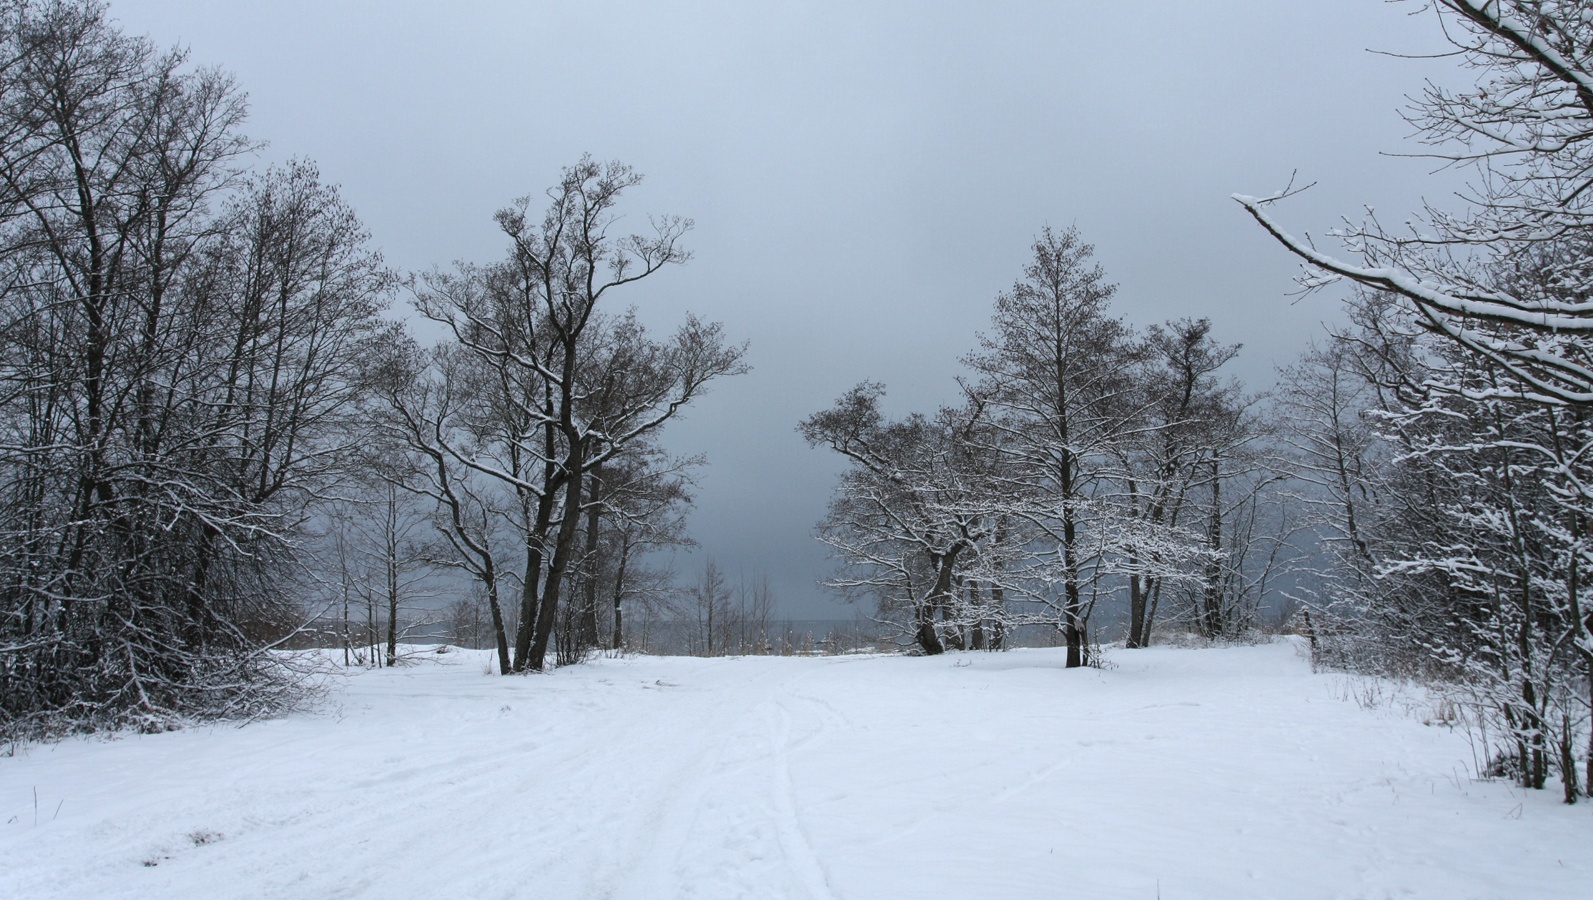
[3,640,1589,899]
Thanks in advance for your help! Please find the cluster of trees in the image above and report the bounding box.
[804,0,1593,804]
[1276,294,1593,803]
[0,1,395,733]
[0,1,741,736]
[803,227,1277,668]
[1245,0,1593,803]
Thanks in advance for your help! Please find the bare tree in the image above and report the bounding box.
[732,571,776,655]
[581,443,696,652]
[684,558,732,657]
[444,586,496,651]
[406,157,746,672]
[379,341,516,673]
[318,481,439,668]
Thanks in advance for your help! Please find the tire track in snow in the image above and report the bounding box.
[614,667,848,900]
[612,706,755,900]
[768,700,837,900]
[991,755,1071,804]
[601,658,864,898]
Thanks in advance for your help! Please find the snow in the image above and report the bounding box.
[3,640,1589,899]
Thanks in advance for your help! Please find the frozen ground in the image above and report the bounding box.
[2,640,1588,899]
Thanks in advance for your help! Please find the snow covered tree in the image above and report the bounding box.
[805,229,1279,661]
[1276,292,1592,801]
[1237,0,1593,799]
[406,157,746,672]
[964,227,1145,667]
[1110,319,1247,646]
[1380,337,1591,800]
[803,385,1020,655]
[0,2,395,733]
[1238,1,1593,407]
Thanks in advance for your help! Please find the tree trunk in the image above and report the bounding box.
[1062,505,1085,668]
[483,563,511,675]
[513,478,557,671]
[1559,711,1579,804]
[942,575,966,651]
[1126,572,1147,649]
[183,526,219,651]
[342,578,351,667]
[914,602,944,655]
[917,550,958,655]
[578,467,603,649]
[366,588,377,668]
[610,535,631,651]
[1146,576,1164,644]
[1200,455,1224,639]
[1564,527,1592,799]
[528,461,587,671]
[990,535,1007,651]
[1124,478,1148,649]
[385,486,400,667]
[969,581,986,651]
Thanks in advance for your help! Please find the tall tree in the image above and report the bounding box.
[407,157,746,672]
[965,227,1141,667]
[1112,319,1244,647]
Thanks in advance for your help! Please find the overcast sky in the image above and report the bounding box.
[114,0,1467,618]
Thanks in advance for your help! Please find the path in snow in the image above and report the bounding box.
[3,641,1590,899]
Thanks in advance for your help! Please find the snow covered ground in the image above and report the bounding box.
[3,640,1588,899]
